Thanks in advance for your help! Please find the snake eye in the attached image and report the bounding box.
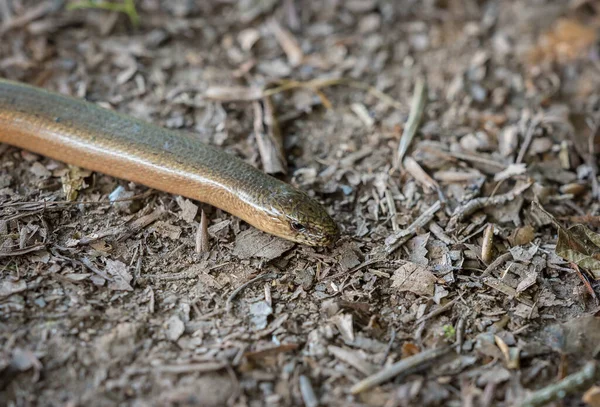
[290,222,306,232]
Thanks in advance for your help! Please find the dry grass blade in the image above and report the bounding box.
[395,79,427,168]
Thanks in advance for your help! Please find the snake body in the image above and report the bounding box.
[0,79,338,246]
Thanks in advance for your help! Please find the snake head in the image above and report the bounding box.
[263,185,339,247]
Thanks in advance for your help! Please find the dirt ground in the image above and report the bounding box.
[2,0,600,406]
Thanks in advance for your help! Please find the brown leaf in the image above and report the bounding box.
[391,263,437,296]
[556,224,600,279]
[532,202,600,279]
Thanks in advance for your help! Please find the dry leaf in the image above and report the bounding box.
[532,202,600,279]
[105,259,133,291]
[556,224,600,279]
[233,229,295,260]
[391,263,437,296]
[61,165,91,201]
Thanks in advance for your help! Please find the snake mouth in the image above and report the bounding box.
[301,224,340,247]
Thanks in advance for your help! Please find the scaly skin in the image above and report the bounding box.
[0,79,339,246]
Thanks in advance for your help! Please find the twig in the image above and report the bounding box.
[0,244,46,258]
[520,361,599,407]
[396,79,427,167]
[3,189,154,209]
[456,315,467,354]
[481,223,495,264]
[516,114,541,164]
[415,298,458,325]
[350,346,454,394]
[403,156,439,193]
[68,208,164,246]
[263,78,404,110]
[145,263,230,281]
[421,147,507,174]
[195,210,210,253]
[328,346,376,376]
[80,257,113,281]
[299,375,319,407]
[269,19,303,66]
[480,252,513,278]
[447,181,532,230]
[385,200,442,253]
[0,0,62,36]
[253,97,287,174]
[225,365,241,407]
[587,113,600,199]
[127,361,228,375]
[225,272,277,313]
[380,329,397,366]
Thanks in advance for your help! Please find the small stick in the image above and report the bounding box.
[269,19,303,66]
[415,298,458,325]
[253,97,287,174]
[0,243,46,258]
[396,79,427,167]
[225,273,277,313]
[350,346,454,394]
[456,315,467,354]
[421,147,507,173]
[481,224,495,264]
[4,189,154,209]
[145,263,230,281]
[128,362,227,375]
[299,375,319,407]
[519,361,598,407]
[447,182,532,230]
[480,252,513,278]
[403,156,438,193]
[385,200,442,252]
[516,115,541,164]
[195,210,210,253]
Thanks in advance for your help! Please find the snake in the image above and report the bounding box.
[0,79,339,246]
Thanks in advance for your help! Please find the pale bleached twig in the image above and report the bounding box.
[253,97,287,174]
